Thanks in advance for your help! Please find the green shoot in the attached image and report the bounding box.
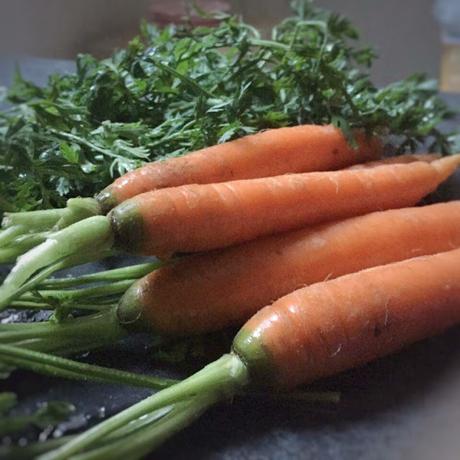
[39,354,248,460]
[0,345,178,389]
[0,198,101,262]
[0,310,127,356]
[0,216,114,310]
[38,261,161,289]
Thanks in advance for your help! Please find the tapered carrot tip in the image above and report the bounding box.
[109,200,145,253]
[434,154,460,177]
[96,186,119,214]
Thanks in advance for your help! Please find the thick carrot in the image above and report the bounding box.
[97,126,382,212]
[234,246,460,388]
[110,155,460,258]
[118,201,460,335]
[47,248,460,460]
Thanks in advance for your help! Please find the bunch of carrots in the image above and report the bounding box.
[2,124,460,459]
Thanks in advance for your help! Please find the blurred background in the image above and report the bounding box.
[0,0,458,91]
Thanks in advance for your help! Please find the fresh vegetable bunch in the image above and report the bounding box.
[2,2,460,459]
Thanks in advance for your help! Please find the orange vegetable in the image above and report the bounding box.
[119,201,460,334]
[110,155,460,258]
[235,246,460,387]
[97,125,382,211]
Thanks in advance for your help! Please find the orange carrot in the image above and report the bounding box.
[110,155,460,258]
[118,201,460,334]
[97,125,382,211]
[235,246,460,388]
[53,247,460,459]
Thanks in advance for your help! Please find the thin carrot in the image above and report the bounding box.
[0,153,438,265]
[1,155,458,310]
[43,247,460,460]
[97,125,382,212]
[118,201,460,335]
[111,155,460,258]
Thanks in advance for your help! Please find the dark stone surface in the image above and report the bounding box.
[1,57,460,460]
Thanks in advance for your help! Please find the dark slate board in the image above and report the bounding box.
[1,57,460,460]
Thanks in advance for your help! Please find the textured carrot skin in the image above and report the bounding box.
[233,247,460,388]
[110,155,460,258]
[119,201,460,335]
[98,126,382,212]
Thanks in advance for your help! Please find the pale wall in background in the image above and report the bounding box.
[0,0,152,57]
[0,0,441,86]
[237,0,441,85]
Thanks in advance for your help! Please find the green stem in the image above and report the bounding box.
[2,208,66,230]
[249,38,290,51]
[9,300,115,311]
[0,339,339,404]
[1,247,114,304]
[0,232,50,264]
[0,199,101,264]
[20,279,136,303]
[0,216,114,310]
[40,354,249,460]
[0,345,177,390]
[39,261,162,288]
[0,225,25,247]
[71,398,213,460]
[150,58,215,98]
[0,310,126,353]
[53,198,101,230]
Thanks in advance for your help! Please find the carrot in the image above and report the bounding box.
[0,153,436,267]
[1,155,458,310]
[118,201,460,335]
[111,155,460,258]
[97,125,382,212]
[237,246,460,387]
[44,247,460,460]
